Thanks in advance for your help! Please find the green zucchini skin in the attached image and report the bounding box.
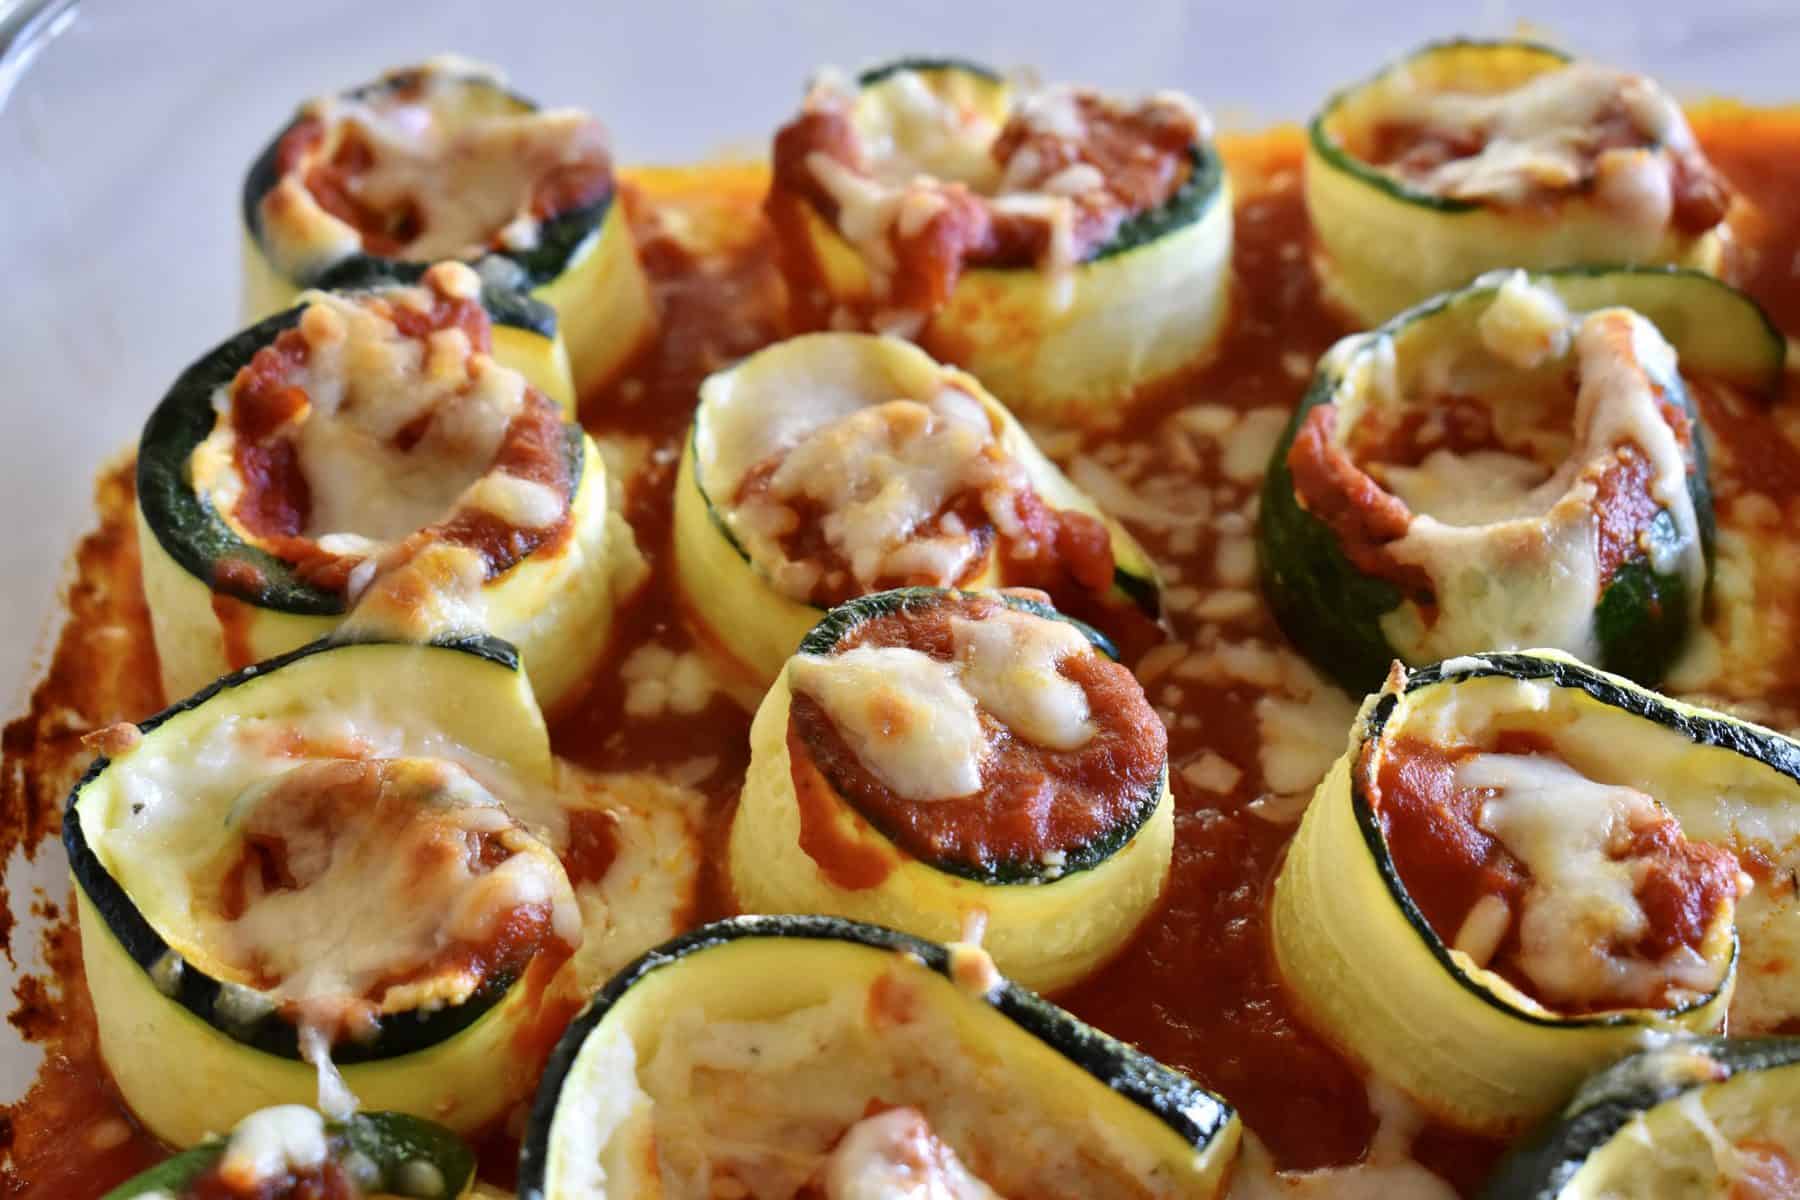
[795,587,1158,885]
[241,66,612,293]
[1257,267,1760,695]
[516,914,1236,1200]
[1480,1036,1800,1199]
[61,634,528,1064]
[855,55,1002,88]
[135,289,583,618]
[101,1110,477,1200]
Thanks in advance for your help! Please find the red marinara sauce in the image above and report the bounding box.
[785,591,1165,881]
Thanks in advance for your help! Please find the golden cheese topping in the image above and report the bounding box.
[257,56,615,280]
[192,261,575,601]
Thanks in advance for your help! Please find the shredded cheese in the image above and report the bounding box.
[1461,752,1729,1009]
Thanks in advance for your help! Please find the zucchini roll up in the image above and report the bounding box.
[767,58,1232,422]
[243,56,653,400]
[1271,650,1800,1135]
[103,1107,475,1200]
[64,635,581,1147]
[138,261,632,711]
[673,332,1160,687]
[1259,268,1783,694]
[518,916,1241,1199]
[1308,39,1733,323]
[1483,1036,1800,1199]
[730,588,1173,993]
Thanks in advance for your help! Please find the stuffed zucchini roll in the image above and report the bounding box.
[1260,268,1784,694]
[1308,40,1733,323]
[243,56,653,400]
[729,588,1172,993]
[674,332,1160,686]
[138,261,631,710]
[1483,1036,1800,1199]
[767,58,1231,423]
[1270,650,1800,1136]
[103,1107,475,1200]
[517,915,1240,1199]
[64,635,581,1147]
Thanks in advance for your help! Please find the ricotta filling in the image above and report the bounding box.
[1343,278,1706,664]
[260,57,613,277]
[1456,752,1730,1010]
[728,387,1029,602]
[787,605,1098,802]
[195,262,568,570]
[1370,60,1696,225]
[555,967,1178,1198]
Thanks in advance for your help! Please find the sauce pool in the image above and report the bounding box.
[6,110,1800,1196]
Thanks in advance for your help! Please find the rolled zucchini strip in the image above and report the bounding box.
[674,332,1161,686]
[518,915,1240,1199]
[242,56,654,400]
[729,588,1173,993]
[1258,267,1786,694]
[767,57,1232,423]
[64,635,581,1147]
[1269,649,1800,1135]
[1482,1036,1800,1199]
[103,1107,475,1200]
[1307,39,1734,323]
[137,260,630,710]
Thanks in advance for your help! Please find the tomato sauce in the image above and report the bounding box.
[9,109,1800,1197]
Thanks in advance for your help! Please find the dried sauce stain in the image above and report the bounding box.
[6,113,1800,1197]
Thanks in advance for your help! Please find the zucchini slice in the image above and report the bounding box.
[1482,1036,1800,1199]
[766,58,1232,423]
[729,588,1173,993]
[64,634,579,1147]
[1272,649,1800,1136]
[1257,267,1784,694]
[674,332,1161,687]
[1307,39,1733,323]
[242,56,654,399]
[137,261,632,710]
[103,1107,476,1199]
[517,915,1240,1199]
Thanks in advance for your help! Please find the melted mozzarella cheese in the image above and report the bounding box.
[726,386,1028,600]
[788,646,987,800]
[789,606,1106,801]
[217,1105,329,1189]
[263,60,612,275]
[805,68,1205,306]
[1378,294,1704,666]
[198,265,559,566]
[1379,62,1693,223]
[216,756,578,1030]
[950,608,1095,751]
[1460,753,1726,1008]
[823,1108,1001,1200]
